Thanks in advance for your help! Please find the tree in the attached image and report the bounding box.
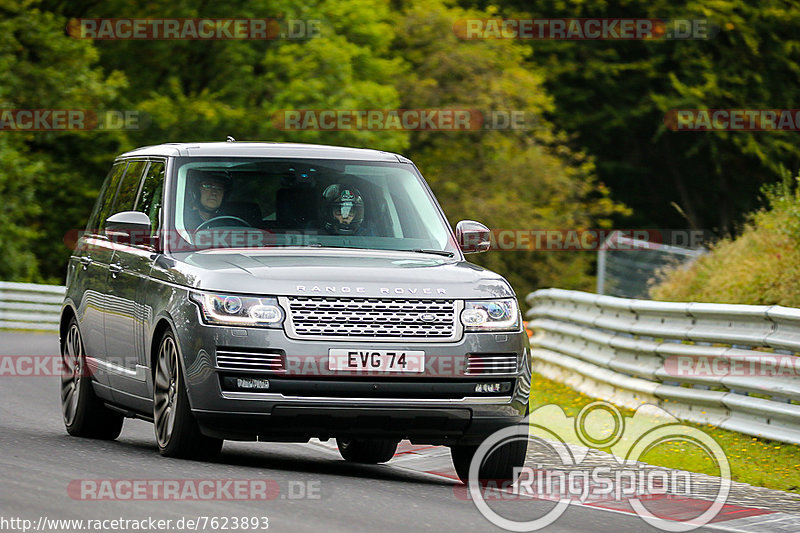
[0,2,125,281]
[460,0,800,235]
[394,0,628,299]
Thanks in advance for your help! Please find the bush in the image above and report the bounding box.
[651,168,800,306]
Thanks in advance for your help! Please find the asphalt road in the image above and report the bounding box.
[0,331,710,533]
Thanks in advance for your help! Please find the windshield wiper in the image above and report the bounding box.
[300,244,380,252]
[405,249,455,257]
[288,244,455,257]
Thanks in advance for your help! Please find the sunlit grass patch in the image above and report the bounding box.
[528,372,800,494]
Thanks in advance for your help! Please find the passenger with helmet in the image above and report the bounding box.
[185,170,231,231]
[320,184,370,235]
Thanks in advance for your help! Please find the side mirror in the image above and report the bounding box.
[105,211,152,246]
[456,220,491,254]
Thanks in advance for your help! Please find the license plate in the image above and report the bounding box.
[328,349,425,372]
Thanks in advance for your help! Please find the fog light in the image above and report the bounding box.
[236,377,270,390]
[475,382,511,394]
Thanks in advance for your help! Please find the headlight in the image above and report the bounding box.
[460,298,519,331]
[190,292,284,328]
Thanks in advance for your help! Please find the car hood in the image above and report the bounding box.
[162,248,515,299]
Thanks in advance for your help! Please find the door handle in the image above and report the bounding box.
[109,263,123,276]
[79,256,92,270]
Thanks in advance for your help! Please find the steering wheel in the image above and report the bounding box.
[195,215,253,231]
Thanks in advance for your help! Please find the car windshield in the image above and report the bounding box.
[168,157,458,254]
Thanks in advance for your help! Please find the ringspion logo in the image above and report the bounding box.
[466,402,730,531]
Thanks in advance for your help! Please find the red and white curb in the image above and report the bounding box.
[307,439,800,532]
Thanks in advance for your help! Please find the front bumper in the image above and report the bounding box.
[174,304,531,445]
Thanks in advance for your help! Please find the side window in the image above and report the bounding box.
[109,160,147,218]
[86,162,127,234]
[135,161,165,231]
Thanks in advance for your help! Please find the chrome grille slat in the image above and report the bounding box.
[286,296,458,340]
[465,354,518,375]
[217,360,283,367]
[216,348,285,372]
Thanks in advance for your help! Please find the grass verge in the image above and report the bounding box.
[528,372,800,494]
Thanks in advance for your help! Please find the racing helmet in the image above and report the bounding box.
[320,184,364,235]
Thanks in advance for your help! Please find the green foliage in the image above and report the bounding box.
[11,0,797,298]
[0,136,42,281]
[499,0,800,234]
[0,3,126,282]
[395,0,628,298]
[651,168,800,305]
[1,0,626,295]
[80,0,408,151]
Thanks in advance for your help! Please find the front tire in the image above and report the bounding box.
[60,318,124,439]
[153,329,222,459]
[336,438,398,464]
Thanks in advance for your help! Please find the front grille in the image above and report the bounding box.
[285,297,458,341]
[465,354,518,375]
[216,347,285,372]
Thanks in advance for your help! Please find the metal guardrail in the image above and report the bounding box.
[0,281,64,332]
[526,288,800,445]
[4,280,800,444]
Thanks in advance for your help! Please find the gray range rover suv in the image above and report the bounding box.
[60,142,530,481]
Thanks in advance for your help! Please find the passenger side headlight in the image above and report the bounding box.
[190,292,284,328]
[460,298,520,331]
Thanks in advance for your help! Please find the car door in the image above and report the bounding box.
[73,160,128,391]
[103,160,158,404]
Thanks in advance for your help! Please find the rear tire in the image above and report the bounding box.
[60,318,124,440]
[336,438,398,464]
[450,438,527,484]
[153,329,222,459]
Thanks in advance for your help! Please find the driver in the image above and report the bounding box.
[320,184,366,235]
[185,170,231,231]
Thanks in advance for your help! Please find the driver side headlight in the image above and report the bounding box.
[460,298,520,331]
[190,292,284,328]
